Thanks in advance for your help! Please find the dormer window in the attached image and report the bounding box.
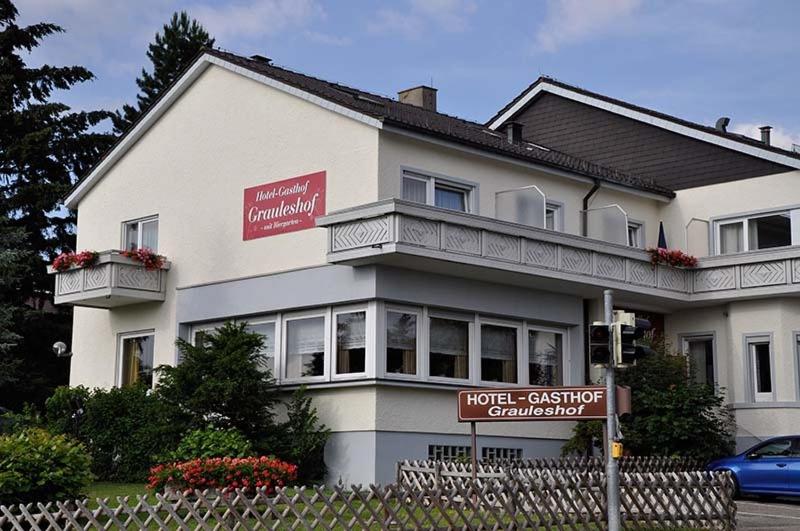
[123,216,158,251]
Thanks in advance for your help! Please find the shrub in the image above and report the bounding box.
[44,385,90,437]
[165,426,253,462]
[0,428,93,503]
[148,456,297,494]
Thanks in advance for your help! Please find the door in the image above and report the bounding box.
[738,438,793,494]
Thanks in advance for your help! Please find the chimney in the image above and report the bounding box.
[760,126,772,146]
[715,117,730,132]
[249,54,271,64]
[505,122,523,144]
[397,86,437,111]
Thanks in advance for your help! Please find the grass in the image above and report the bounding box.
[85,482,149,500]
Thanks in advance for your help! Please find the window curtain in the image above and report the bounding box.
[434,187,466,211]
[387,312,416,374]
[141,220,158,251]
[121,335,153,387]
[402,177,427,204]
[529,331,562,386]
[430,318,469,378]
[719,223,743,254]
[687,339,711,385]
[337,312,366,373]
[125,223,139,251]
[286,317,324,378]
[481,325,517,382]
[246,322,275,373]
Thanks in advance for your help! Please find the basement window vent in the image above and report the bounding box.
[482,447,523,461]
[428,445,471,461]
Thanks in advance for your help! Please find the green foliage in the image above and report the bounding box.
[165,426,253,462]
[113,11,214,133]
[0,428,93,503]
[157,322,278,440]
[560,420,603,457]
[0,404,42,434]
[270,387,331,484]
[45,385,185,482]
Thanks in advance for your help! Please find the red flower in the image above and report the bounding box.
[121,247,165,270]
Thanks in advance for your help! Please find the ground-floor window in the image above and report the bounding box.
[386,309,418,375]
[285,315,325,379]
[428,444,471,461]
[118,332,154,388]
[681,335,715,386]
[245,321,276,375]
[746,335,773,402]
[482,447,523,460]
[480,323,518,384]
[529,329,563,386]
[429,316,470,380]
[335,311,366,375]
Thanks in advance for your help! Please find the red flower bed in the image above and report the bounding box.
[51,250,99,272]
[121,248,165,270]
[147,456,297,494]
[646,247,698,268]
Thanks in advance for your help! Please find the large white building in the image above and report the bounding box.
[55,49,800,485]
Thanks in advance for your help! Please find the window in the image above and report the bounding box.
[682,335,714,386]
[285,316,325,379]
[482,447,523,460]
[123,216,158,251]
[119,333,154,388]
[402,171,474,213]
[335,311,366,374]
[429,316,470,379]
[749,438,793,458]
[386,310,417,375]
[716,210,796,254]
[627,221,643,248]
[428,445,471,461]
[545,202,562,231]
[529,330,563,386]
[480,324,517,383]
[747,337,773,402]
[246,322,276,376]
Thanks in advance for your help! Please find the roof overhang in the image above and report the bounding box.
[64,53,383,209]
[487,81,800,170]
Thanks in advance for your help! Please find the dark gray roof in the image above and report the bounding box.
[488,76,800,163]
[68,49,676,200]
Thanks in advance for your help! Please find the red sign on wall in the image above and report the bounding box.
[243,171,326,240]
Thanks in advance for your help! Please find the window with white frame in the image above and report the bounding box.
[482,447,523,460]
[747,336,773,402]
[627,221,643,248]
[119,332,155,388]
[716,210,797,255]
[480,323,518,383]
[428,444,471,460]
[429,316,470,380]
[529,329,563,386]
[285,315,326,379]
[386,310,418,375]
[246,321,276,376]
[402,171,473,213]
[335,311,366,375]
[545,202,562,231]
[123,216,158,251]
[681,335,714,386]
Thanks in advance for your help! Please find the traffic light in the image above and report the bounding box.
[589,322,611,366]
[613,312,652,365]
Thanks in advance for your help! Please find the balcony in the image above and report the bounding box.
[317,200,800,306]
[49,251,170,308]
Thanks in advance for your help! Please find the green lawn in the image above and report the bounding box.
[86,482,149,500]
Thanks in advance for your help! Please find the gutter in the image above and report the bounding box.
[581,180,601,237]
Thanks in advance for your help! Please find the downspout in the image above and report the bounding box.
[581,180,601,237]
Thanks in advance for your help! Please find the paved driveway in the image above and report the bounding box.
[737,499,800,529]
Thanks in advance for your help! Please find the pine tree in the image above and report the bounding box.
[0,0,114,408]
[112,11,214,134]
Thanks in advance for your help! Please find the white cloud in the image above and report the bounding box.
[731,123,800,151]
[534,0,641,53]
[304,30,352,47]
[189,0,323,41]
[368,0,477,39]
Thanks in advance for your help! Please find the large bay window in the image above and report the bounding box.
[119,332,154,388]
[429,316,470,380]
[386,310,418,375]
[528,329,563,386]
[335,311,366,375]
[402,170,474,213]
[285,315,325,379]
[480,323,518,383]
[715,210,799,254]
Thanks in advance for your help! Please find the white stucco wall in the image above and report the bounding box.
[70,65,380,387]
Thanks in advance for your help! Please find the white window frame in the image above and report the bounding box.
[122,215,159,252]
[679,333,716,386]
[713,208,800,255]
[744,333,775,403]
[282,308,330,384]
[331,303,373,381]
[545,201,564,232]
[381,303,423,381]
[116,330,156,388]
[627,220,644,248]
[477,316,523,386]
[401,169,477,213]
[525,324,569,387]
[426,309,474,385]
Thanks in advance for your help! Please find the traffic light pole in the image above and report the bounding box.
[604,289,621,531]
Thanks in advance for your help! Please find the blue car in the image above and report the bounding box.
[707,436,800,497]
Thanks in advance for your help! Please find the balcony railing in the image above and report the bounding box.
[317,200,800,304]
[49,250,170,308]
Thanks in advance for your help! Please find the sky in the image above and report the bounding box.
[16,0,800,150]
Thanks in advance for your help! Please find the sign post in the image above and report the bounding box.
[604,289,621,531]
[470,422,477,482]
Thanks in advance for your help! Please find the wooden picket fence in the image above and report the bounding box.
[0,458,736,530]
